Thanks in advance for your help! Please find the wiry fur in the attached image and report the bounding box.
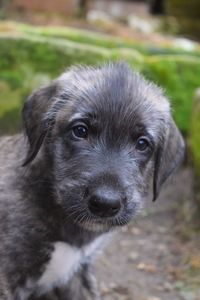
[0,62,184,299]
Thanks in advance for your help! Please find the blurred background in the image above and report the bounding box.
[0,1,200,299]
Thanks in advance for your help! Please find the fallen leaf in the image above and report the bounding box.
[167,266,183,280]
[190,256,200,269]
[137,262,157,272]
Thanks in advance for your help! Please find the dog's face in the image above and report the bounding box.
[22,63,184,231]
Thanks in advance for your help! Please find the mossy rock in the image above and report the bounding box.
[143,56,200,133]
[1,25,200,134]
[2,21,200,56]
[0,33,142,133]
[0,81,21,134]
[0,33,112,74]
[190,89,200,211]
[0,33,113,133]
[190,89,200,181]
[0,107,21,135]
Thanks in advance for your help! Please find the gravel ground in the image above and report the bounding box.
[93,168,197,300]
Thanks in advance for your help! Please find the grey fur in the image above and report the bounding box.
[0,62,184,299]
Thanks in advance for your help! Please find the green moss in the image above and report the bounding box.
[143,57,200,133]
[0,81,22,134]
[190,94,200,211]
[0,34,112,74]
[0,107,21,135]
[0,81,21,111]
[190,98,200,179]
[10,22,200,57]
[0,33,114,133]
[0,70,23,89]
[1,25,200,134]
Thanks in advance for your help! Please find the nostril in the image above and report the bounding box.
[88,193,122,218]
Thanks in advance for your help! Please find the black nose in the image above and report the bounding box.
[88,186,122,218]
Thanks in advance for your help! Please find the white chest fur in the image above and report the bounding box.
[36,236,105,295]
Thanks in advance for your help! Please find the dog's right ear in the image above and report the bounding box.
[22,83,58,166]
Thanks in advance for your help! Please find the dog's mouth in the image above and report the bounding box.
[81,215,128,231]
[65,202,138,232]
[75,216,128,232]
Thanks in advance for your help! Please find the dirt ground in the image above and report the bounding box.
[93,168,200,300]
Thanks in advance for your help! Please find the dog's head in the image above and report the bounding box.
[22,62,184,231]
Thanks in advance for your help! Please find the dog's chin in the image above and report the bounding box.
[77,221,112,232]
[75,214,133,232]
[63,200,139,232]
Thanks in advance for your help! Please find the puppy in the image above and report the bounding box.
[0,62,184,299]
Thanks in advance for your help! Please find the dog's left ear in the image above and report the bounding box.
[22,83,58,166]
[153,118,185,201]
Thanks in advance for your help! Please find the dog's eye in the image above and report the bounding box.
[135,137,150,152]
[72,125,88,139]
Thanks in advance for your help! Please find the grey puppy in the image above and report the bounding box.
[0,62,184,300]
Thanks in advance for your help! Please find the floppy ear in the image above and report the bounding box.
[22,83,58,166]
[153,118,185,201]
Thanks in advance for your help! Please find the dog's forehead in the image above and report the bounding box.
[57,63,170,137]
[59,63,169,110]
